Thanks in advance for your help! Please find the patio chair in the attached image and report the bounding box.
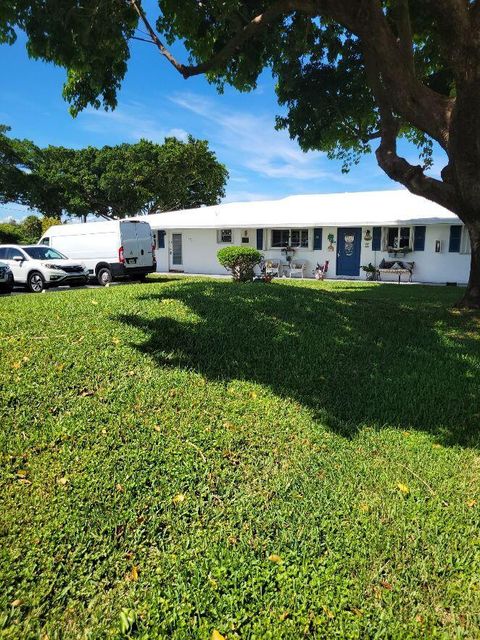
[289,259,307,278]
[264,259,281,278]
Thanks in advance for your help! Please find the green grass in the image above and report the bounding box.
[1,278,479,639]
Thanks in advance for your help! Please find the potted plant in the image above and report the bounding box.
[361,262,378,281]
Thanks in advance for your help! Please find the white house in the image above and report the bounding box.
[143,190,471,284]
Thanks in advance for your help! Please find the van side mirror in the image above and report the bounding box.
[13,256,24,262]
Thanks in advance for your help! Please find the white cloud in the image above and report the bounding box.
[169,92,354,184]
[79,103,188,143]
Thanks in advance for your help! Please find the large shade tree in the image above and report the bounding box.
[0,129,228,219]
[34,136,228,219]
[2,1,480,305]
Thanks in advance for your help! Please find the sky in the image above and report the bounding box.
[0,5,447,221]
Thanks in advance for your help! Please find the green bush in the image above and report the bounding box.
[0,223,22,244]
[217,245,262,282]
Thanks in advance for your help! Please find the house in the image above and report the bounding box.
[143,190,471,284]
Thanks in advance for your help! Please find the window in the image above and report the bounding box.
[40,237,50,246]
[384,226,412,250]
[0,247,7,259]
[23,247,67,260]
[217,229,232,243]
[6,247,27,260]
[291,229,309,248]
[271,229,308,248]
[241,236,249,244]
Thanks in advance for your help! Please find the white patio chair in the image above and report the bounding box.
[264,259,281,278]
[289,260,306,278]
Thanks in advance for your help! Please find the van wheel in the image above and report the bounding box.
[27,271,45,293]
[97,267,112,286]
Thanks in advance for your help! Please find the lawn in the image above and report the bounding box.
[0,278,479,639]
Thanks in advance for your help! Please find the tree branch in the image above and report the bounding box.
[392,0,414,73]
[363,44,459,213]
[129,0,453,147]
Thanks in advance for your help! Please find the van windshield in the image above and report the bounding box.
[23,247,67,260]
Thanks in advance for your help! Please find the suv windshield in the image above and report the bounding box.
[23,247,67,260]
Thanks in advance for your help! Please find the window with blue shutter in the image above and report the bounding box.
[449,225,462,252]
[372,227,382,251]
[157,230,166,249]
[413,226,426,251]
[256,228,264,250]
[313,228,322,250]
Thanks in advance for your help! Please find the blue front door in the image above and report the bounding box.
[336,227,362,276]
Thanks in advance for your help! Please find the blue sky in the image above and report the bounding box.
[0,6,447,221]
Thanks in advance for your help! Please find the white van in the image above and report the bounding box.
[39,219,156,285]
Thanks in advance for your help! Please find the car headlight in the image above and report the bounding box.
[43,263,64,270]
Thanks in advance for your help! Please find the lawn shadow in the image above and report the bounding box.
[115,280,480,448]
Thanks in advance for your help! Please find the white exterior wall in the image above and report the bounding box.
[153,224,470,284]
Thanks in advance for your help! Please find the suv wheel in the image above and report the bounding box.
[97,267,112,286]
[27,271,45,293]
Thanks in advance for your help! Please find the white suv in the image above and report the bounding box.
[0,245,89,293]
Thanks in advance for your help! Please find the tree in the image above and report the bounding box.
[2,2,480,305]
[0,129,228,220]
[34,136,227,219]
[0,124,40,206]
[19,214,42,243]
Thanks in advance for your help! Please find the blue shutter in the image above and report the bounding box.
[313,228,322,250]
[449,225,462,252]
[157,230,165,249]
[372,226,382,251]
[413,226,426,251]
[256,228,264,250]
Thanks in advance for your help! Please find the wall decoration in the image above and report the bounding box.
[364,229,372,241]
[327,233,335,252]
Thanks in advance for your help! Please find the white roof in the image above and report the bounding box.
[142,190,459,230]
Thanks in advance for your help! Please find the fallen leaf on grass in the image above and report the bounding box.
[211,631,226,640]
[358,502,370,513]
[116,483,124,492]
[380,580,393,590]
[16,470,28,478]
[127,565,139,582]
[279,611,290,621]
[18,479,31,485]
[91,300,98,305]
[153,425,161,432]
[57,477,68,486]
[466,499,477,508]
[172,493,186,504]
[268,554,283,564]
[322,605,334,619]
[112,337,120,345]
[12,362,21,370]
[80,390,95,397]
[397,483,410,495]
[11,599,22,607]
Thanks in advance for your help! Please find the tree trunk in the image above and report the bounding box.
[456,219,480,308]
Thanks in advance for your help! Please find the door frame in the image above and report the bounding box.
[336,227,362,277]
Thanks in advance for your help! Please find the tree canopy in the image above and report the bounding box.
[0,130,228,219]
[2,1,480,305]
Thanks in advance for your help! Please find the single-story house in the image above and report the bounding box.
[143,190,471,284]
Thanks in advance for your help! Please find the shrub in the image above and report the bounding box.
[0,223,22,244]
[217,246,262,282]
